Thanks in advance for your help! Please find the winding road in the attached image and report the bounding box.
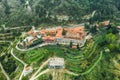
[11,48,27,80]
[16,42,56,51]
[11,49,27,65]
[0,63,10,80]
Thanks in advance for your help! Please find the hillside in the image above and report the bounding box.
[0,0,120,80]
[0,0,120,27]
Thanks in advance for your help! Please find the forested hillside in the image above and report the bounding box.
[0,0,120,80]
[0,0,120,27]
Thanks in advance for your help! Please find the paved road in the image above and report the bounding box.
[81,51,103,75]
[11,48,27,80]
[30,58,51,79]
[16,42,56,51]
[11,48,27,65]
[19,66,26,80]
[91,10,96,18]
[30,58,78,80]
[4,26,28,30]
[0,63,10,80]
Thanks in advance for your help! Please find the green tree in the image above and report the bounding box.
[22,76,29,80]
[105,33,117,43]
[90,25,97,34]
[62,29,67,35]
[85,23,90,29]
[70,41,73,48]
[77,44,79,49]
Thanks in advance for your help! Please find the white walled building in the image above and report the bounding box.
[49,57,65,69]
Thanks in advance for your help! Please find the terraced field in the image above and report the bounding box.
[0,25,119,80]
[13,38,104,80]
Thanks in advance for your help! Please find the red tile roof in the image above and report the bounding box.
[27,29,34,35]
[64,26,86,40]
[43,36,56,41]
[26,26,86,45]
[25,66,30,71]
[56,27,63,37]
[72,46,77,49]
[27,29,39,37]
[26,38,37,46]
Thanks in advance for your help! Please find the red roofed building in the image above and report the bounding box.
[65,26,86,40]
[55,27,63,38]
[43,36,56,43]
[72,45,77,49]
[26,29,34,35]
[23,26,86,47]
[24,66,33,76]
